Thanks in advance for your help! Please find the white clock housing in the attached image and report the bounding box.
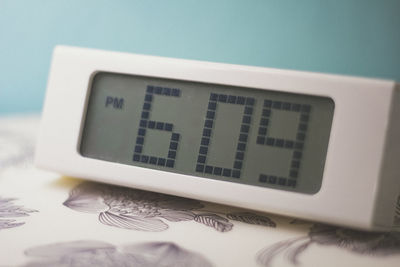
[36,46,400,231]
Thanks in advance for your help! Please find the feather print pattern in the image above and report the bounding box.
[64,181,276,232]
[257,224,400,266]
[0,197,36,230]
[23,240,213,267]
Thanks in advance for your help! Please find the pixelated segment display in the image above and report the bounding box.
[80,72,334,194]
[194,93,256,179]
[133,87,181,168]
[256,100,310,187]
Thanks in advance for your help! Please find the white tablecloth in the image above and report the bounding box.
[1,114,399,266]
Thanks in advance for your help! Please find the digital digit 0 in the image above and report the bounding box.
[132,85,181,168]
[256,99,311,187]
[195,93,255,178]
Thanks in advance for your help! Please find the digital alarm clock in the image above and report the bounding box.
[35,46,400,231]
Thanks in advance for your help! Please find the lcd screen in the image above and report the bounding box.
[80,72,334,194]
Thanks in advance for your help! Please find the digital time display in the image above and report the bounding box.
[80,72,334,194]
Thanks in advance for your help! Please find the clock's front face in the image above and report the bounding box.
[80,72,334,194]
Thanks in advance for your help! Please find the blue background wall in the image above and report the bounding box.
[1,0,399,114]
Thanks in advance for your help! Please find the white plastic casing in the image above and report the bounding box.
[35,46,400,231]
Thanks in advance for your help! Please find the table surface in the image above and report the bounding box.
[1,114,400,266]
